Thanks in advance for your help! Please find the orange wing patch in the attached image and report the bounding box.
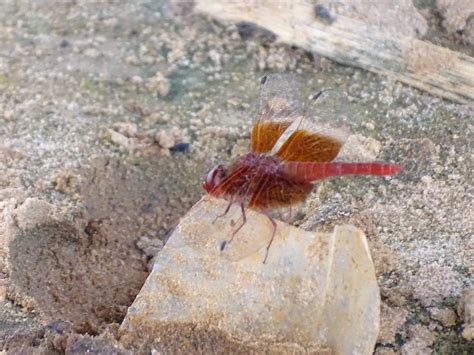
[276,130,344,162]
[251,121,291,153]
[248,175,313,208]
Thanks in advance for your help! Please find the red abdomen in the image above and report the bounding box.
[282,161,402,181]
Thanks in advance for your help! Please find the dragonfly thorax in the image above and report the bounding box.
[235,153,281,174]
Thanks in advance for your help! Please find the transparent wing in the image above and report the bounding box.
[251,74,303,153]
[272,89,351,162]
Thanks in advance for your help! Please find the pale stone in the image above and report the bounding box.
[378,303,408,344]
[107,129,144,152]
[375,348,396,355]
[108,129,131,148]
[146,73,171,97]
[208,49,221,66]
[131,75,143,85]
[436,0,474,34]
[460,287,474,341]
[401,324,435,354]
[338,134,382,162]
[317,0,427,38]
[122,197,380,354]
[154,130,175,149]
[103,17,118,27]
[83,48,100,59]
[112,122,138,137]
[429,307,457,327]
[15,197,55,230]
[0,188,26,203]
[136,236,164,258]
[0,280,6,302]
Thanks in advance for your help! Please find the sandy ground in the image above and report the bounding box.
[0,0,472,354]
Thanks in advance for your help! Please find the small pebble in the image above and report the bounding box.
[0,283,6,302]
[365,122,375,130]
[103,17,118,27]
[108,129,130,148]
[146,73,171,97]
[131,76,144,85]
[136,236,164,258]
[208,49,221,66]
[155,130,175,149]
[125,55,139,65]
[112,122,138,137]
[84,48,100,58]
[429,307,457,327]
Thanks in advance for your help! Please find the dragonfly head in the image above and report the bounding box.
[203,164,226,193]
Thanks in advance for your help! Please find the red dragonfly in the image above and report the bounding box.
[203,75,401,263]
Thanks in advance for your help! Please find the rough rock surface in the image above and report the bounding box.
[460,287,474,341]
[122,197,380,354]
[318,0,427,38]
[436,0,474,45]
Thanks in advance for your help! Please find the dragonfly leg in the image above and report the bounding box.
[229,203,246,243]
[263,215,277,264]
[220,203,246,251]
[212,198,233,224]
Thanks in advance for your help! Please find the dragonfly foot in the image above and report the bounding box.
[220,240,227,251]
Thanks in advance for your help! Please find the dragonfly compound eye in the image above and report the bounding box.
[203,164,226,192]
